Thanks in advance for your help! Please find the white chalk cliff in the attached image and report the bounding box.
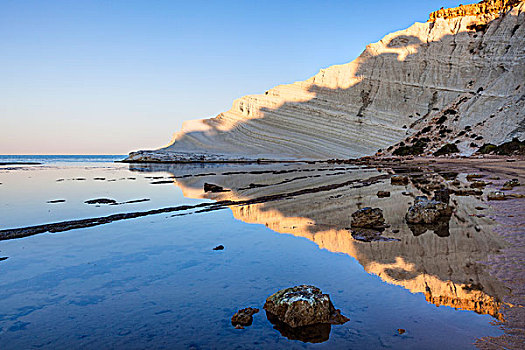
[126,0,525,162]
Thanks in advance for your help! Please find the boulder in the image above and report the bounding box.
[231,307,259,329]
[405,196,452,224]
[351,207,385,228]
[263,285,349,328]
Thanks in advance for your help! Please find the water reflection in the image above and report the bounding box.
[130,162,508,322]
[266,311,331,343]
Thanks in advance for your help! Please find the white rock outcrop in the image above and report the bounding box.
[126,1,525,162]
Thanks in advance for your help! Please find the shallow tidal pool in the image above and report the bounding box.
[0,156,505,349]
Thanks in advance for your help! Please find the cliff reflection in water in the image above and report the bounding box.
[131,162,508,321]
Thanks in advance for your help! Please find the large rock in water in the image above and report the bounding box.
[125,1,525,162]
[406,196,453,224]
[263,285,349,328]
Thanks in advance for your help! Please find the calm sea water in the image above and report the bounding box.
[0,156,505,349]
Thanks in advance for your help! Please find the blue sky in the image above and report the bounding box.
[0,0,477,154]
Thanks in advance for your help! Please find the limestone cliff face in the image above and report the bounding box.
[126,1,525,162]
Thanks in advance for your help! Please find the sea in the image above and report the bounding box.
[0,155,505,349]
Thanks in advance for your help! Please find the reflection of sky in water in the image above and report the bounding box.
[0,160,504,349]
[0,164,205,229]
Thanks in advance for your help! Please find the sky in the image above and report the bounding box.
[0,0,478,155]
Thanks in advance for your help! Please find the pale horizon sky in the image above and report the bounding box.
[1,0,477,155]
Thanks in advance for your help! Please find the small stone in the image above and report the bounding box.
[204,183,227,193]
[470,181,487,188]
[487,191,506,200]
[502,179,520,190]
[466,174,484,181]
[351,207,385,228]
[47,199,66,204]
[84,198,117,205]
[231,307,259,328]
[377,191,391,198]
[391,175,409,185]
[213,245,224,250]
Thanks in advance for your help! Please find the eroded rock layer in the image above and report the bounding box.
[126,1,525,162]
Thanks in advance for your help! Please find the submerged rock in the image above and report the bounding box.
[264,285,349,328]
[405,196,452,224]
[231,307,259,329]
[351,207,385,228]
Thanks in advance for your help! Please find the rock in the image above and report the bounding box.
[351,207,385,228]
[377,191,391,198]
[433,189,450,204]
[470,181,488,188]
[204,183,227,193]
[405,196,452,224]
[466,174,484,181]
[213,245,224,250]
[231,307,259,328]
[453,189,483,196]
[391,175,409,185]
[266,312,332,343]
[84,198,117,205]
[46,199,66,204]
[488,191,506,200]
[502,179,520,190]
[263,285,349,328]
